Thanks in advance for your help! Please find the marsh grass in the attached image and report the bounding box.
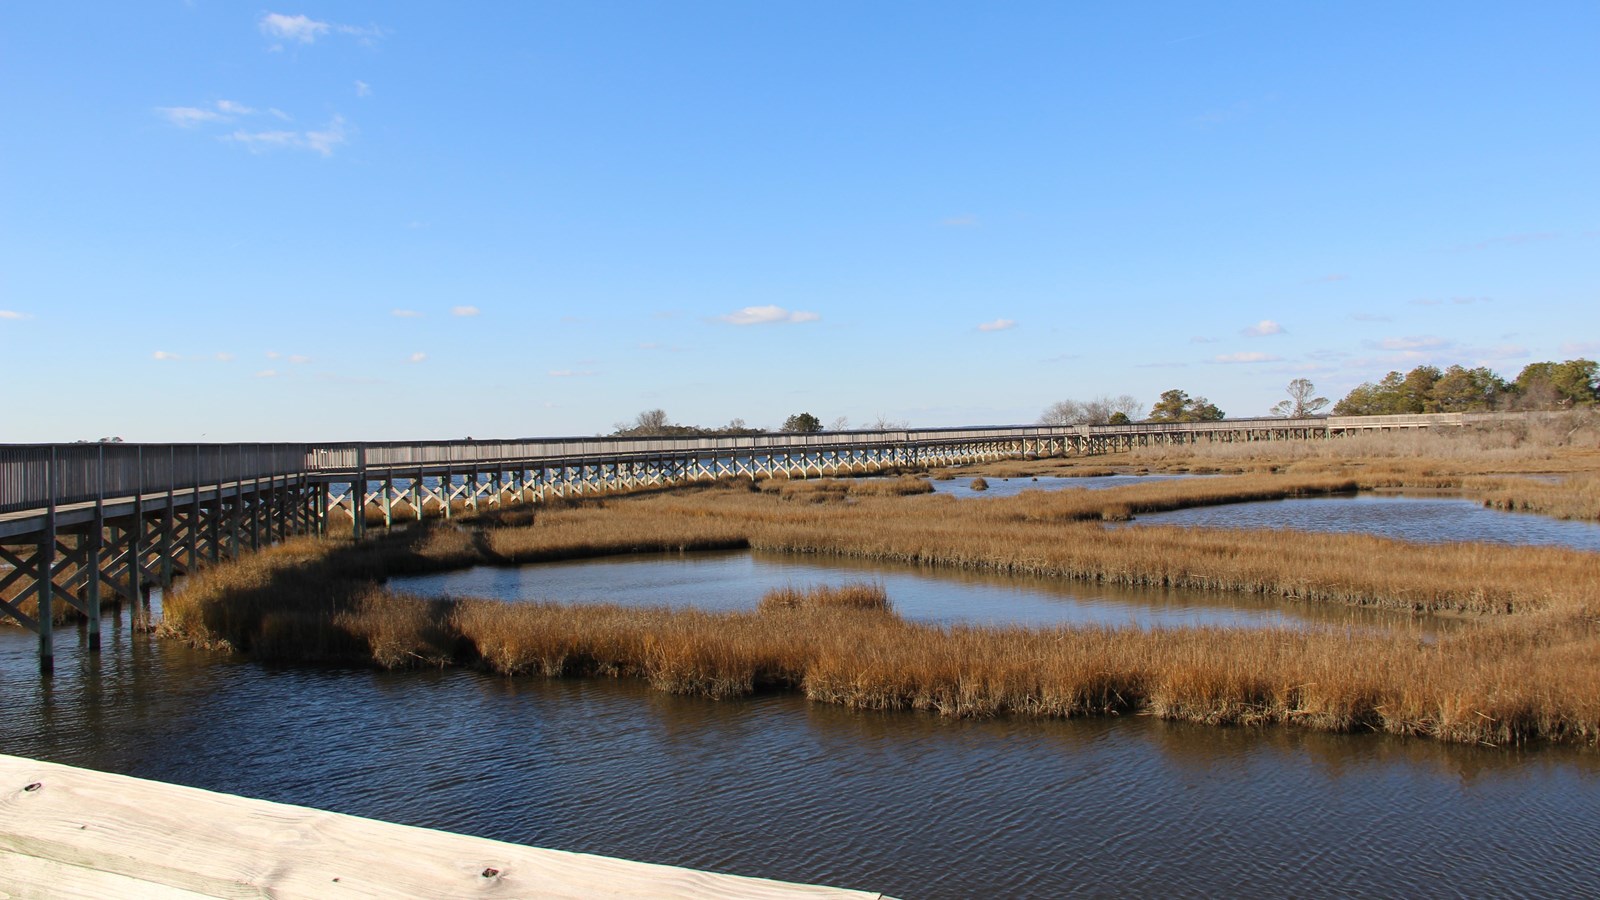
[159,456,1600,747]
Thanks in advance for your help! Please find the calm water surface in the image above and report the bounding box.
[1130,493,1600,551]
[390,549,1446,634]
[2,614,1597,898]
[927,472,1192,500]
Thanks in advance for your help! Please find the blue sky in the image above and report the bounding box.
[3,2,1595,441]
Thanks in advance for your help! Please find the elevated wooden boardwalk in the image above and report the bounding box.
[0,412,1502,669]
[0,754,887,899]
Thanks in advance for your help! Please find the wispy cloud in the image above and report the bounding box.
[391,309,423,318]
[258,12,383,48]
[1560,341,1600,355]
[152,350,181,361]
[153,350,236,363]
[548,369,598,378]
[451,305,481,317]
[157,99,278,129]
[224,115,349,157]
[977,318,1016,332]
[288,354,311,365]
[1413,296,1491,306]
[255,369,281,379]
[1213,351,1282,364]
[717,305,820,325]
[407,352,427,364]
[1349,312,1391,322]
[1241,319,1285,337]
[355,80,371,98]
[1375,335,1449,351]
[1189,335,1219,344]
[157,106,226,127]
[940,214,978,227]
[0,310,32,320]
[215,352,235,362]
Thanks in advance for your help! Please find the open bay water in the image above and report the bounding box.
[3,610,1598,898]
[1126,492,1600,551]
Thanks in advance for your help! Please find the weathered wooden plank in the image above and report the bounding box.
[0,755,885,900]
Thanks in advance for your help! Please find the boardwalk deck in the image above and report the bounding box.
[0,754,887,899]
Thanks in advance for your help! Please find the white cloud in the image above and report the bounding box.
[157,106,225,127]
[1213,351,1282,364]
[451,305,481,317]
[288,354,311,365]
[977,318,1016,332]
[259,13,331,44]
[1241,319,1285,337]
[1560,341,1600,355]
[214,352,235,362]
[265,351,281,359]
[305,116,348,156]
[215,100,255,116]
[1376,336,1449,351]
[407,352,427,364]
[718,305,820,325]
[548,369,597,377]
[224,128,300,151]
[1349,312,1391,322]
[1189,335,1219,344]
[391,309,423,318]
[152,351,180,361]
[255,369,281,379]
[355,80,371,98]
[0,310,32,320]
[258,12,384,48]
[224,115,349,157]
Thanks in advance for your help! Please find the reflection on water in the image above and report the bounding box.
[1129,493,1600,552]
[927,472,1194,500]
[2,617,1597,898]
[390,549,1450,635]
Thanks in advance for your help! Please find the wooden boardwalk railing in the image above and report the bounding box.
[0,412,1509,670]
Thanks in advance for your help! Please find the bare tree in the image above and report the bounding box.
[829,415,852,431]
[869,414,908,430]
[1039,394,1142,426]
[613,408,672,435]
[1269,379,1330,417]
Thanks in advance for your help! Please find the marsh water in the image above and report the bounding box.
[3,609,1599,898]
[390,549,1449,635]
[7,489,1600,896]
[1129,492,1600,551]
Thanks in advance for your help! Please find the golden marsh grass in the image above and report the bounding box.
[160,455,1600,747]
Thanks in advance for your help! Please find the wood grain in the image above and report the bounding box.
[0,754,885,900]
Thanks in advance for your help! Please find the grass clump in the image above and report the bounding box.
[758,582,891,614]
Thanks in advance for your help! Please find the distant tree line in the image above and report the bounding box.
[1034,359,1597,430]
[1333,359,1598,415]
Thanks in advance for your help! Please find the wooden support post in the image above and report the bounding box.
[383,473,393,529]
[353,445,368,540]
[442,468,452,521]
[188,446,201,572]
